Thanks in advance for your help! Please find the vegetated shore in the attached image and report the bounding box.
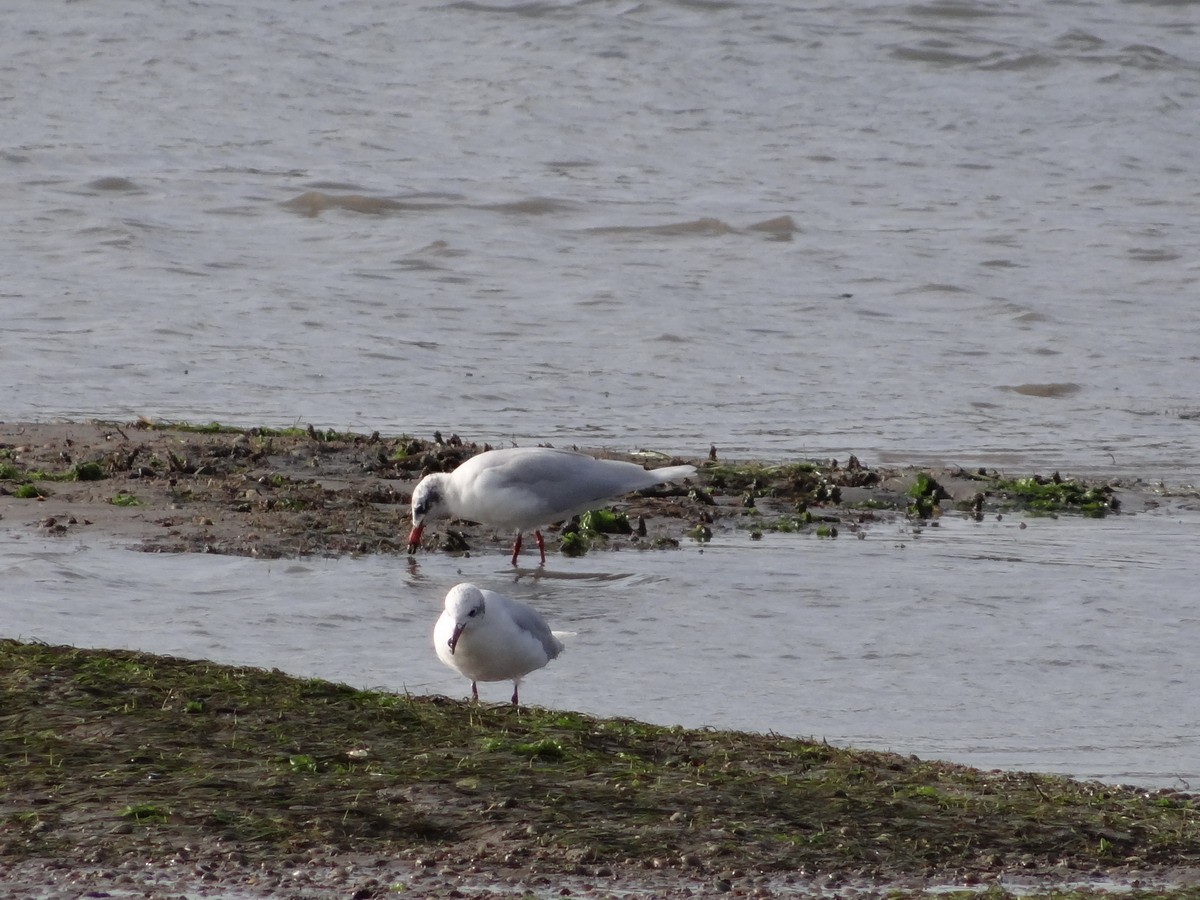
[3,420,1199,899]
[0,418,1177,561]
[3,641,1200,899]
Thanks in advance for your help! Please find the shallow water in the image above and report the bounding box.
[5,503,1197,789]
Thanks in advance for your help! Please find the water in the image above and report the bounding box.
[4,506,1197,789]
[3,0,1199,787]
[4,0,1199,472]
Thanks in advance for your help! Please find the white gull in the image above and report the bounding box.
[407,446,696,565]
[433,583,567,706]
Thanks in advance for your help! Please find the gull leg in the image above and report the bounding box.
[471,682,479,702]
[511,684,519,707]
[534,530,545,565]
[510,532,523,566]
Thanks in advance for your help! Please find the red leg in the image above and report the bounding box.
[511,684,519,706]
[534,530,545,565]
[510,532,523,566]
[471,682,479,702]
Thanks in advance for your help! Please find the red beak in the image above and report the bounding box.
[448,622,465,655]
[407,522,424,553]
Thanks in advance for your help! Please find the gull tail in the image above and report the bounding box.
[652,464,697,483]
[548,629,574,659]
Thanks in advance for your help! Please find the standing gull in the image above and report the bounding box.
[408,447,696,564]
[434,583,566,706]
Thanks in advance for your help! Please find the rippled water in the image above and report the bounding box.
[4,0,1200,474]
[3,0,1199,788]
[5,504,1197,789]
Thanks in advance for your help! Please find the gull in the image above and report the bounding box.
[434,583,567,706]
[407,446,696,564]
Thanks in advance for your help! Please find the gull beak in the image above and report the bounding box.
[407,521,425,553]
[448,622,466,655]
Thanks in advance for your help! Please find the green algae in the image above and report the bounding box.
[908,471,950,519]
[558,530,590,557]
[1,421,1139,561]
[559,508,635,556]
[702,461,823,495]
[1,460,108,486]
[990,473,1118,517]
[3,639,1198,879]
[578,508,631,535]
[129,419,376,444]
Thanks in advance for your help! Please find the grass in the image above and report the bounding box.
[120,802,171,824]
[2,639,1198,881]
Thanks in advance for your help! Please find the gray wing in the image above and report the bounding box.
[480,448,694,516]
[489,590,564,660]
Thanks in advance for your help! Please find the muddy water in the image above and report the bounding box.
[4,505,1196,789]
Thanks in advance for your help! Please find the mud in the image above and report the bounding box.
[0,420,1157,562]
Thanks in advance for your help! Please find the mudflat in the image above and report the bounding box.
[0,419,1152,560]
[3,420,1198,898]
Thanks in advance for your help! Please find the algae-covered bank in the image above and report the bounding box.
[0,419,1162,560]
[3,640,1199,899]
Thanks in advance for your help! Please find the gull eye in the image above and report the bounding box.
[467,608,478,617]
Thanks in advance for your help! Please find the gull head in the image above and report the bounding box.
[444,583,486,655]
[407,474,447,552]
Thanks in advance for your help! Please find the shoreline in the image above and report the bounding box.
[2,418,1171,562]
[4,420,1199,897]
[3,640,1199,899]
